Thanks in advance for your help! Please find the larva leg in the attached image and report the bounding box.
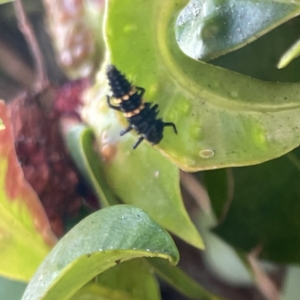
[164,122,178,134]
[132,136,145,149]
[107,95,122,111]
[120,125,133,136]
[136,86,146,97]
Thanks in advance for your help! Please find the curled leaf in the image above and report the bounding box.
[22,205,179,300]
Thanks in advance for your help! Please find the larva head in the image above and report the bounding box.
[145,120,164,145]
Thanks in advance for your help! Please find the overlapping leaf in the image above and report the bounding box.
[72,259,161,300]
[176,0,300,61]
[22,205,179,300]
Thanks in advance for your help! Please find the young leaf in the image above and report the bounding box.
[0,101,56,281]
[277,38,300,69]
[21,205,179,300]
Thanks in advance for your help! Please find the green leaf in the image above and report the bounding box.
[66,124,119,206]
[0,276,27,300]
[277,38,300,69]
[0,101,56,281]
[72,286,109,300]
[0,0,14,4]
[102,135,204,249]
[176,0,300,61]
[202,169,230,220]
[104,0,300,171]
[83,88,203,249]
[21,205,179,300]
[209,148,300,263]
[72,259,161,300]
[149,258,225,300]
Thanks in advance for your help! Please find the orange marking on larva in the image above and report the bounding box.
[139,103,145,110]
[122,94,130,100]
[115,98,122,103]
[124,112,134,117]
[125,108,140,118]
[129,89,136,95]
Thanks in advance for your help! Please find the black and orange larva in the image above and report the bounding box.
[106,65,177,149]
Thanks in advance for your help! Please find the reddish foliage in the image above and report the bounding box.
[8,79,90,237]
[0,101,57,245]
[54,78,89,117]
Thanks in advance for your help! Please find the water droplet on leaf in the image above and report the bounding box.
[199,149,215,158]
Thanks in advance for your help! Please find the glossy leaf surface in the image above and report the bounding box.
[176,0,300,61]
[22,205,179,300]
[0,101,56,281]
[104,0,300,171]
